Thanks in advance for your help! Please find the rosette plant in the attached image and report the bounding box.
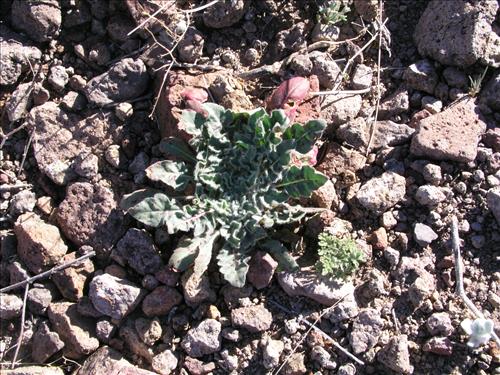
[121,101,327,287]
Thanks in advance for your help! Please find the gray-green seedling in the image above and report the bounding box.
[317,0,351,26]
[316,232,364,279]
[121,103,327,287]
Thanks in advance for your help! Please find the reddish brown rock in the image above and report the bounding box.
[31,321,65,363]
[48,302,99,359]
[77,346,157,375]
[311,179,338,209]
[247,252,278,290]
[317,142,366,179]
[142,286,183,317]
[14,213,68,273]
[56,182,128,257]
[483,128,500,152]
[410,99,487,163]
[370,227,388,250]
[52,252,94,301]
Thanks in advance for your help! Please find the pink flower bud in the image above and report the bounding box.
[181,88,208,103]
[267,77,310,111]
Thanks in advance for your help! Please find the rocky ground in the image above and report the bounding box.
[0,0,500,374]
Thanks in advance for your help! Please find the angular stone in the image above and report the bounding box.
[378,335,414,374]
[52,252,94,301]
[403,59,438,94]
[415,0,499,67]
[112,229,163,275]
[27,286,54,315]
[6,82,33,122]
[320,93,362,126]
[56,182,128,257]
[0,293,23,320]
[3,367,64,375]
[411,100,487,163]
[356,172,406,215]
[231,305,273,333]
[262,338,284,369]
[415,185,447,206]
[317,142,366,178]
[152,350,178,374]
[350,63,373,90]
[414,223,438,247]
[89,273,144,320]
[31,321,65,363]
[181,319,221,358]
[47,302,99,359]
[84,58,149,107]
[142,286,183,317]
[203,0,245,28]
[29,102,123,185]
[119,325,154,362]
[247,252,278,290]
[11,0,61,42]
[349,308,384,354]
[14,213,68,273]
[423,337,453,356]
[278,269,355,306]
[0,26,42,86]
[486,187,500,225]
[78,346,157,375]
[135,317,162,346]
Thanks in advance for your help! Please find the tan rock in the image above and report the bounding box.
[14,213,67,273]
[77,346,156,375]
[410,99,487,163]
[52,252,94,301]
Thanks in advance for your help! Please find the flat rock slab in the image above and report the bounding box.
[415,0,499,67]
[278,269,355,306]
[77,346,157,375]
[3,367,64,375]
[29,102,123,185]
[410,99,487,163]
[56,182,129,257]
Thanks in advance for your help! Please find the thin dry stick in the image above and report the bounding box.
[127,0,174,36]
[271,298,364,371]
[365,0,384,156]
[0,184,32,192]
[311,87,371,96]
[10,283,29,369]
[180,0,220,14]
[450,216,500,346]
[17,128,34,176]
[0,251,96,294]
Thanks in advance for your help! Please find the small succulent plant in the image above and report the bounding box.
[317,0,351,26]
[121,101,327,287]
[461,318,494,348]
[316,232,364,279]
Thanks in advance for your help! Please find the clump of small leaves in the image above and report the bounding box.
[317,0,351,26]
[121,103,327,287]
[468,66,488,98]
[461,318,495,348]
[316,232,364,279]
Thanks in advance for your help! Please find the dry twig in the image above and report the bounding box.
[10,283,29,369]
[270,298,364,372]
[450,216,500,346]
[0,251,96,294]
[365,0,385,156]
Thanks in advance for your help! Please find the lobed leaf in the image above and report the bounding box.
[121,189,159,211]
[168,237,200,271]
[217,244,251,288]
[159,137,196,163]
[277,166,328,198]
[146,160,191,191]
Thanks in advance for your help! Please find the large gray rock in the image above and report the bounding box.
[278,269,355,306]
[89,273,144,320]
[181,319,222,358]
[356,172,406,215]
[203,0,245,28]
[0,27,42,86]
[84,58,149,107]
[414,0,499,67]
[3,367,64,375]
[321,93,362,126]
[0,293,23,320]
[410,99,486,163]
[11,0,62,42]
[6,83,33,122]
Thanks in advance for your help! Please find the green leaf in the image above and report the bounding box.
[168,237,200,271]
[277,166,328,198]
[159,138,196,163]
[127,193,192,233]
[146,160,191,191]
[193,232,219,278]
[217,244,251,288]
[260,240,299,272]
[120,189,159,211]
[283,119,325,154]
